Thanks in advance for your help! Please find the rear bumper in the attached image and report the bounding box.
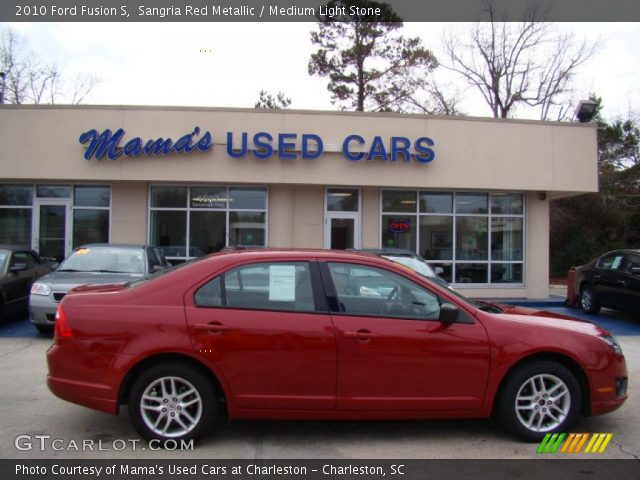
[47,375,118,414]
[46,342,119,414]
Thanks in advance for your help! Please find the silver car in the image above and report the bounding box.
[30,244,170,333]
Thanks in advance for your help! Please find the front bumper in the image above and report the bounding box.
[29,294,62,326]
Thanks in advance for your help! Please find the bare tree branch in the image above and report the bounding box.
[442,0,597,119]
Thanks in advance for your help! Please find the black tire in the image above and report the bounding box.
[128,362,217,443]
[34,324,53,334]
[580,284,601,314]
[496,361,581,442]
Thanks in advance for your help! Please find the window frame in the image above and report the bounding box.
[318,260,474,323]
[380,189,525,287]
[148,184,269,263]
[193,260,327,314]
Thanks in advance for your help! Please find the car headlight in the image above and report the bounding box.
[600,334,623,356]
[31,283,52,296]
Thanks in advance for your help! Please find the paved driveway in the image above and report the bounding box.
[0,314,638,460]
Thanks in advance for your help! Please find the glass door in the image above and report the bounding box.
[33,200,71,262]
[325,212,360,250]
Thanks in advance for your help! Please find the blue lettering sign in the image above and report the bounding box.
[79,128,435,164]
[79,127,213,161]
[342,135,366,161]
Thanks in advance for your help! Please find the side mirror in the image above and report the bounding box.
[10,263,27,273]
[439,302,459,326]
[152,265,164,273]
[631,267,640,276]
[50,262,59,271]
[434,266,444,276]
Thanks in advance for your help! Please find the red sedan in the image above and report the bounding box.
[47,250,627,442]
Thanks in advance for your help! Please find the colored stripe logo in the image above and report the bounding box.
[537,433,613,454]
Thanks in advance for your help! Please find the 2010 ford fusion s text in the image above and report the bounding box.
[47,249,627,442]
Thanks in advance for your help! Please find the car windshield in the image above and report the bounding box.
[58,246,145,274]
[382,255,436,278]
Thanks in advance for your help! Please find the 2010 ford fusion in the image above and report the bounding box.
[47,249,627,442]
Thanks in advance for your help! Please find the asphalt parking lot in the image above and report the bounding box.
[0,306,638,460]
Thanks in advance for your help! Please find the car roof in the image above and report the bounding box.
[353,248,418,256]
[210,248,394,262]
[598,249,640,257]
[0,244,34,252]
[75,243,149,250]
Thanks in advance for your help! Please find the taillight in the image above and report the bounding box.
[54,305,74,339]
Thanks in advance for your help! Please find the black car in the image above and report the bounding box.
[573,249,640,314]
[0,245,57,322]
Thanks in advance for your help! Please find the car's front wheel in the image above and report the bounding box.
[128,362,217,443]
[580,284,601,314]
[497,361,581,441]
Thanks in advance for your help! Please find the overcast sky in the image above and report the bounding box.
[4,22,640,120]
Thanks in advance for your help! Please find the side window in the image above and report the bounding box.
[11,252,33,268]
[147,247,162,271]
[623,255,640,273]
[194,262,316,312]
[194,276,223,307]
[597,254,624,270]
[327,262,441,320]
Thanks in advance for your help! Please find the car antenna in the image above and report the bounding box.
[226,232,241,250]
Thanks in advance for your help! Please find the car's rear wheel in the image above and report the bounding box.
[580,284,601,314]
[128,363,216,443]
[497,361,581,441]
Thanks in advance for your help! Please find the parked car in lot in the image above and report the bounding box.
[30,244,170,333]
[570,249,640,314]
[47,249,627,443]
[353,248,450,288]
[0,245,57,322]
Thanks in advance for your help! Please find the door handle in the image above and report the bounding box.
[344,329,378,340]
[593,274,601,280]
[193,323,230,333]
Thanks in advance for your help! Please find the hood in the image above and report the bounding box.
[36,271,143,293]
[484,305,609,337]
[492,303,579,321]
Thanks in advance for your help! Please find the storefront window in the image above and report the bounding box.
[189,211,226,255]
[419,192,452,213]
[229,187,266,210]
[0,184,111,254]
[74,186,111,207]
[382,190,417,213]
[73,209,109,247]
[0,185,33,206]
[151,186,188,208]
[381,215,416,251]
[0,209,31,244]
[491,193,523,215]
[150,211,187,257]
[381,189,524,285]
[456,217,488,260]
[455,193,488,214]
[37,185,71,199]
[491,217,523,261]
[419,216,453,260]
[230,212,266,247]
[327,189,359,212]
[150,185,267,262]
[191,186,227,209]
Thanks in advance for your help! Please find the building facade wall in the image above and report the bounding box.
[0,105,598,299]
